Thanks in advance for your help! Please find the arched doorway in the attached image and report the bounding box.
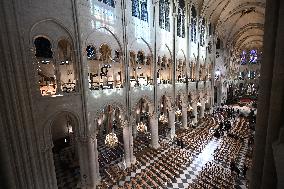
[50,112,81,188]
[95,105,124,180]
[133,98,152,155]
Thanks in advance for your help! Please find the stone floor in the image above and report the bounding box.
[111,136,249,189]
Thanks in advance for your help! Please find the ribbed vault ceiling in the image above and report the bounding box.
[192,0,266,52]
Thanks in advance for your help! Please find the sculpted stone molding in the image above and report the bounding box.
[131,94,155,115]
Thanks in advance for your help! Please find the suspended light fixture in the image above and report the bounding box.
[175,109,182,117]
[159,114,168,124]
[105,105,118,148]
[105,132,118,148]
[137,122,147,133]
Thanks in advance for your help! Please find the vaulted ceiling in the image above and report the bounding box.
[192,0,265,52]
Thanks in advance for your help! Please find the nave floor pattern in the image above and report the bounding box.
[109,136,249,189]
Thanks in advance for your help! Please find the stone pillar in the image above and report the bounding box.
[250,1,283,188]
[258,2,284,188]
[87,137,98,187]
[182,105,188,128]
[129,132,136,164]
[122,125,131,167]
[169,109,175,139]
[150,113,160,149]
[192,102,198,124]
[200,100,205,118]
[42,147,58,189]
[132,116,137,138]
[272,127,284,189]
[76,137,97,188]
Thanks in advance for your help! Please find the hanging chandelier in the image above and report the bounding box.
[159,114,168,124]
[175,109,182,117]
[104,105,118,148]
[137,122,147,133]
[188,105,193,111]
[105,132,118,148]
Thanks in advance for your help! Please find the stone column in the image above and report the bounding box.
[192,102,198,124]
[76,137,96,188]
[182,105,188,128]
[129,132,136,164]
[258,2,284,188]
[87,137,98,187]
[272,127,284,189]
[132,116,137,138]
[42,147,58,189]
[150,113,160,149]
[169,109,175,139]
[122,125,131,167]
[200,100,205,118]
[250,1,282,188]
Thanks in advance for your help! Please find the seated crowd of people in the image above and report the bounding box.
[176,116,217,154]
[96,105,255,189]
[188,162,235,189]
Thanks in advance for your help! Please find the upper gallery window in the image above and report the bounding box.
[58,39,76,93]
[129,50,152,87]
[159,0,170,31]
[98,0,116,8]
[200,18,205,46]
[34,37,57,96]
[191,6,197,43]
[177,0,185,38]
[87,44,124,90]
[34,37,53,59]
[34,37,77,96]
[132,0,148,22]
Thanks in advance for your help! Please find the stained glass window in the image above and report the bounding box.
[132,0,140,18]
[249,49,257,64]
[164,0,170,31]
[159,0,165,29]
[132,0,148,22]
[200,18,205,46]
[191,6,197,43]
[240,50,247,65]
[141,0,148,22]
[159,0,170,31]
[101,0,115,8]
[177,0,185,38]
